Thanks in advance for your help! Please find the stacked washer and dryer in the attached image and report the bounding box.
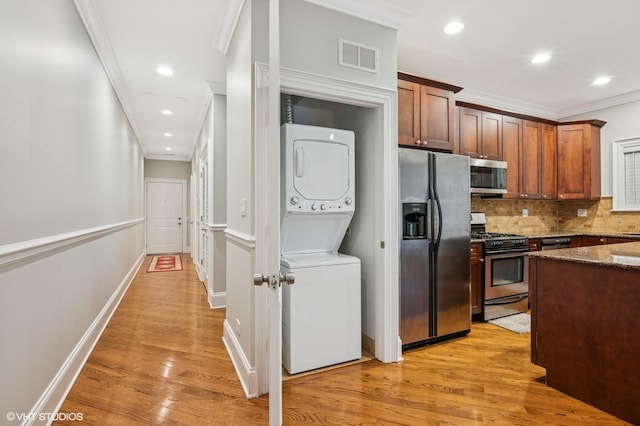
[280,123,361,375]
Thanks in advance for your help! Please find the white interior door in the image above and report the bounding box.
[146,180,185,254]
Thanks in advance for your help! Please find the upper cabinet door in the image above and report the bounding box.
[481,112,503,160]
[502,116,522,199]
[557,124,601,200]
[459,107,482,158]
[521,120,542,198]
[540,124,557,200]
[420,85,455,152]
[398,80,421,148]
[457,107,503,160]
[397,75,458,152]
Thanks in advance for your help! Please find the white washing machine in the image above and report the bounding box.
[280,123,361,374]
[281,253,361,374]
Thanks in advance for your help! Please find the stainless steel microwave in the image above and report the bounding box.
[470,158,507,194]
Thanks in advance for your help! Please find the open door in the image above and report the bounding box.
[252,1,285,425]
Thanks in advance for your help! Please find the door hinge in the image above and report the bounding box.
[380,241,385,249]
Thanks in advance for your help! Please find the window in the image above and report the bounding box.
[613,138,640,211]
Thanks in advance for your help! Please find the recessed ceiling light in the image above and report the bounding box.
[531,53,551,64]
[156,65,173,76]
[161,109,173,115]
[165,147,173,152]
[444,22,464,34]
[175,97,187,102]
[593,76,611,86]
[163,132,172,137]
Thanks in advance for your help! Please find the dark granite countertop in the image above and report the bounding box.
[522,231,640,240]
[527,241,640,270]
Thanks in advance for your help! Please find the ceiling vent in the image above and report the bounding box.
[338,39,379,73]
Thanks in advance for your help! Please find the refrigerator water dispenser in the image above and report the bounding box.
[403,203,427,239]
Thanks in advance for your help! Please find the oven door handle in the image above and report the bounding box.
[485,294,528,306]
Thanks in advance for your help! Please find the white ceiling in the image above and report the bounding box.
[79,0,640,161]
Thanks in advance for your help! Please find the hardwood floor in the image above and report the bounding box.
[55,256,628,425]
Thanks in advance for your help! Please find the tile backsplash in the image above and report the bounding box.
[471,197,557,233]
[471,196,640,234]
[558,197,640,233]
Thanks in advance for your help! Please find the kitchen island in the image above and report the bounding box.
[528,242,640,424]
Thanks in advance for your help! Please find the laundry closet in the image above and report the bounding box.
[279,94,379,374]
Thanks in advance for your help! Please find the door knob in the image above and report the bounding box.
[253,272,295,287]
[253,273,268,286]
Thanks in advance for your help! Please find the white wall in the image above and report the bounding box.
[336,106,379,340]
[280,0,398,91]
[191,94,227,306]
[212,95,228,295]
[224,0,267,371]
[145,159,191,180]
[562,100,640,197]
[0,0,144,418]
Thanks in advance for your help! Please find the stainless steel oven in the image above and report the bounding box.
[482,237,529,321]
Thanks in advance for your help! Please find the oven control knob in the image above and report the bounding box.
[311,203,318,211]
[345,197,352,205]
[320,203,327,210]
[290,196,299,205]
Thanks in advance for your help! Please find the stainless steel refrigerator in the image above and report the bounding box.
[399,148,471,349]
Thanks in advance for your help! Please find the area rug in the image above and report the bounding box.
[147,255,182,272]
[488,313,530,334]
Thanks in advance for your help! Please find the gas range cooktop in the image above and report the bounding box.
[471,231,526,240]
[470,212,529,253]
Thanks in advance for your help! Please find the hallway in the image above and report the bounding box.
[56,256,625,425]
[55,256,269,424]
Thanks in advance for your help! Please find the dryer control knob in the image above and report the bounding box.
[290,196,299,205]
[311,203,318,211]
[320,203,327,210]
[345,197,352,205]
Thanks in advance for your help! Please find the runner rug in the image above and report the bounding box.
[147,255,183,272]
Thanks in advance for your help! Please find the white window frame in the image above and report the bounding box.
[612,137,640,211]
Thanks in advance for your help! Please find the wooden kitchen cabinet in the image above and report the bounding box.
[557,122,604,200]
[581,235,635,246]
[541,124,557,199]
[528,238,542,251]
[607,237,635,244]
[398,73,461,151]
[519,121,557,199]
[459,107,503,160]
[502,116,523,199]
[580,236,607,246]
[470,242,484,318]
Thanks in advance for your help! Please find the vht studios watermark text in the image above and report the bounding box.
[6,411,84,422]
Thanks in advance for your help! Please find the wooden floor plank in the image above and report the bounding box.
[54,256,629,425]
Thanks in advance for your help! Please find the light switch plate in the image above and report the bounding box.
[240,198,247,217]
[577,209,587,217]
[522,209,528,217]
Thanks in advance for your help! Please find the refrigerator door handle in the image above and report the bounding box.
[431,155,443,255]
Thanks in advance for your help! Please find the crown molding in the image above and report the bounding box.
[213,0,245,54]
[559,89,640,119]
[456,87,560,121]
[206,80,227,95]
[186,88,215,161]
[73,0,145,155]
[301,0,421,29]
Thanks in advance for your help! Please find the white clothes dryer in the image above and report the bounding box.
[280,123,355,255]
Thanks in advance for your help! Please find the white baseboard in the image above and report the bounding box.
[222,319,257,398]
[209,292,226,309]
[28,250,146,425]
